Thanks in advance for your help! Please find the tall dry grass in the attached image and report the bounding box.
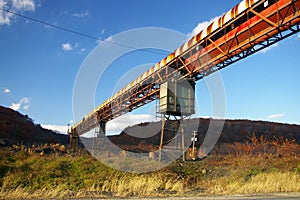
[0,173,184,199]
[205,171,300,194]
[213,134,300,159]
[0,134,300,199]
[100,173,183,197]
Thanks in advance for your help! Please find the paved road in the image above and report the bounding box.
[88,194,300,200]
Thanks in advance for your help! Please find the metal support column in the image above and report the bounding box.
[92,121,106,154]
[181,122,185,162]
[69,128,78,152]
[158,114,186,162]
[158,115,165,162]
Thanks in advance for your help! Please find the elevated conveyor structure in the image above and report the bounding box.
[70,0,300,150]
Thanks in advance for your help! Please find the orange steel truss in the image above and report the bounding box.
[71,0,300,136]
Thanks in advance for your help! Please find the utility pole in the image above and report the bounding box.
[191,131,198,160]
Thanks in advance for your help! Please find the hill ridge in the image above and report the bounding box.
[0,105,69,146]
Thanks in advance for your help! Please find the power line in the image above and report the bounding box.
[0,7,168,56]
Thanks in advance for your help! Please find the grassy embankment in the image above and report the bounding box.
[0,135,299,199]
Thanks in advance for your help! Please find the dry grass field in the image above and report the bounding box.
[0,134,299,199]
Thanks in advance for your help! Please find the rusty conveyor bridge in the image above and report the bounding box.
[70,0,300,149]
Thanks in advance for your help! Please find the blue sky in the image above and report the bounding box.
[0,0,299,134]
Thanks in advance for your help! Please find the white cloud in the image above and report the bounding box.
[42,124,68,134]
[267,113,285,119]
[0,0,13,25]
[297,33,300,39]
[95,29,106,44]
[9,97,30,111]
[72,10,91,18]
[10,102,21,111]
[62,42,87,54]
[97,36,113,45]
[0,5,12,25]
[0,1,6,8]
[187,16,221,39]
[23,104,29,110]
[4,88,10,93]
[260,43,279,54]
[20,97,30,104]
[12,0,35,11]
[199,115,224,120]
[105,36,112,42]
[106,114,159,134]
[62,42,72,51]
[42,119,75,134]
[0,0,36,26]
